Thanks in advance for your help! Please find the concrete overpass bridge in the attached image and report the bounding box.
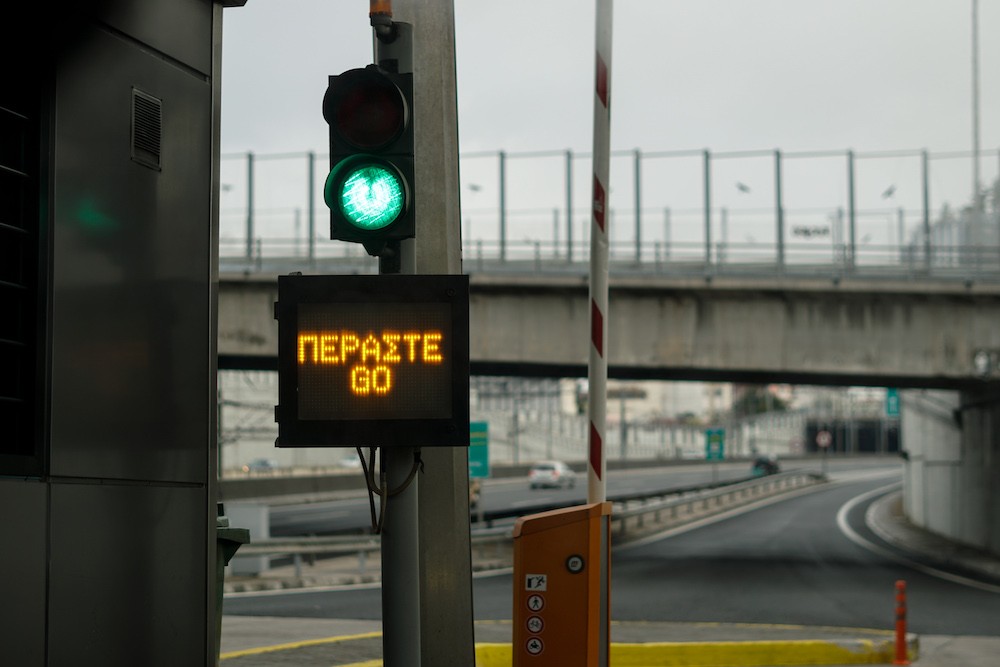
[218,252,1000,562]
[219,255,1000,390]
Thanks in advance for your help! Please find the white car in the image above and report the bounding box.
[529,461,577,490]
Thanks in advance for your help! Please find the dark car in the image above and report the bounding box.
[242,457,279,474]
[751,455,780,476]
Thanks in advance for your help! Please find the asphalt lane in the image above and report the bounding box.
[226,464,1000,638]
[222,462,1000,666]
[611,470,1000,634]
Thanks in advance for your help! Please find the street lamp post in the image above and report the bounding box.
[973,0,982,212]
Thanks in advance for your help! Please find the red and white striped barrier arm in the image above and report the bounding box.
[588,0,613,504]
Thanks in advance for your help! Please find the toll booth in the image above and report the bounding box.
[512,502,612,666]
[0,2,224,662]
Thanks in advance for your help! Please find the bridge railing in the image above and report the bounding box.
[220,146,1000,283]
[219,236,1000,283]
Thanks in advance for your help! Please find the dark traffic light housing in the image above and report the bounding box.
[323,65,415,257]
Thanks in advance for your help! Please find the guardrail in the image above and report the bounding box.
[226,471,823,591]
[468,472,787,528]
[611,470,821,542]
[220,146,1000,286]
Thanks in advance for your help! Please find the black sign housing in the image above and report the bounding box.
[275,274,470,447]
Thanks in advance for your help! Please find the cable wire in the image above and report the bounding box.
[358,446,423,534]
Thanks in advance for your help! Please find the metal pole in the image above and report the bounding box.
[973,0,982,212]
[216,385,223,477]
[307,151,316,264]
[703,149,712,266]
[293,208,301,256]
[373,22,423,667]
[897,207,905,263]
[566,149,574,263]
[512,401,519,466]
[402,3,474,657]
[922,150,932,270]
[847,150,856,268]
[881,414,887,455]
[720,207,728,264]
[634,148,642,264]
[835,207,844,264]
[775,149,785,270]
[499,150,507,262]
[553,208,560,257]
[246,151,254,261]
[381,447,421,667]
[664,207,671,260]
[619,396,627,461]
[373,22,430,667]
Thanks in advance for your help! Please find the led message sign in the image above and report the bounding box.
[275,274,470,448]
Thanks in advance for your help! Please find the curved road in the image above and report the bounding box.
[226,463,1000,636]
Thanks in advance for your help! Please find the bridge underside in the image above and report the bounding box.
[219,273,1000,390]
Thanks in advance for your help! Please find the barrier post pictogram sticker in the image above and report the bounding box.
[525,574,547,591]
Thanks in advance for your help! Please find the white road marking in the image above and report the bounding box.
[836,484,1000,595]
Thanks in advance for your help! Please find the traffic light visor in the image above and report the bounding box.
[326,158,406,231]
[324,67,407,150]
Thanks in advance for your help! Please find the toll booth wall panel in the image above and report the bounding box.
[48,12,213,485]
[38,1,218,663]
[47,483,208,665]
[100,0,214,76]
[0,480,46,663]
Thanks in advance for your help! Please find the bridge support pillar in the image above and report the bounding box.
[901,388,1000,558]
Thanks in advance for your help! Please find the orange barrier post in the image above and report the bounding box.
[893,579,910,665]
[512,502,612,666]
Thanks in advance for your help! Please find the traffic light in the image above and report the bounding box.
[323,65,414,256]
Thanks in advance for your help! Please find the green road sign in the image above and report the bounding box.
[469,421,490,478]
[886,388,900,417]
[705,428,725,461]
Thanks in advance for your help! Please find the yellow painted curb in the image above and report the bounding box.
[474,638,918,667]
[223,631,917,666]
[220,630,382,659]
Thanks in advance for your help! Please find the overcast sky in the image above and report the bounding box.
[219,1,1000,249]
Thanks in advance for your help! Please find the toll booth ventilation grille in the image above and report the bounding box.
[0,90,41,471]
[131,88,162,171]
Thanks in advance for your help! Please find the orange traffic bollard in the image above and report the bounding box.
[893,579,910,665]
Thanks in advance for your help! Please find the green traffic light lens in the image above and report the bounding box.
[337,163,405,230]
